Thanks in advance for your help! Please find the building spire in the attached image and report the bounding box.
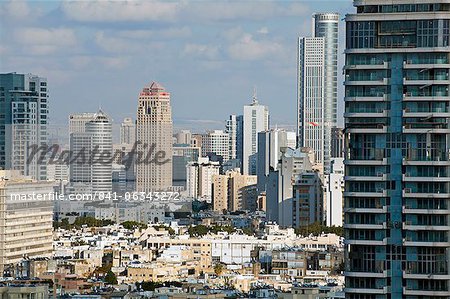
[252,86,258,104]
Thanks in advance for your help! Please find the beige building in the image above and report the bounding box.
[136,82,173,192]
[127,259,199,283]
[212,170,257,212]
[0,171,54,275]
[0,285,48,299]
[145,237,212,272]
[68,112,96,134]
[186,158,220,200]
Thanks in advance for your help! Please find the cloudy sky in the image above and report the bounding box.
[0,0,353,135]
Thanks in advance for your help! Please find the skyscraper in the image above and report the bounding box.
[242,92,269,175]
[136,82,173,192]
[0,73,49,180]
[297,13,339,174]
[201,130,230,161]
[344,1,450,297]
[120,117,136,145]
[69,113,96,134]
[225,114,238,160]
[69,110,112,193]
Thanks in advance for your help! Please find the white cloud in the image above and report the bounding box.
[15,27,77,46]
[14,27,77,55]
[227,33,283,61]
[61,0,181,22]
[183,43,219,60]
[60,1,310,23]
[98,57,129,69]
[1,0,30,19]
[117,27,191,39]
[95,31,165,54]
[257,27,269,35]
[0,46,9,55]
[186,2,309,22]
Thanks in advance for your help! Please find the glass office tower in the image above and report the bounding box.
[298,13,339,174]
[344,1,450,298]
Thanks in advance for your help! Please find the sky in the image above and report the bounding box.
[0,0,354,137]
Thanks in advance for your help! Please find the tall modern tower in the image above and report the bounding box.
[0,73,49,180]
[344,1,449,298]
[69,110,112,193]
[226,114,238,160]
[242,91,269,175]
[136,82,173,192]
[297,13,339,174]
[120,117,136,145]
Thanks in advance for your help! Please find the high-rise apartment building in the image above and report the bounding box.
[69,110,113,193]
[212,170,257,212]
[297,13,339,174]
[226,115,238,160]
[175,130,192,145]
[0,73,49,180]
[257,129,296,195]
[344,1,450,297]
[136,82,173,192]
[243,93,269,175]
[120,117,135,145]
[201,130,230,161]
[0,171,54,275]
[265,148,316,227]
[325,157,343,227]
[186,157,220,200]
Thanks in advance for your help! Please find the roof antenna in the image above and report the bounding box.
[252,86,258,104]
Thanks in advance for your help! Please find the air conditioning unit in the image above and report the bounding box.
[404,188,412,193]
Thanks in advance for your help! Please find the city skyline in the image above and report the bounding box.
[0,0,352,131]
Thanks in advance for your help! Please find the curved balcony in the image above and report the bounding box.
[344,190,388,198]
[345,61,390,70]
[403,61,450,69]
[345,95,388,102]
[403,127,450,134]
[344,222,386,230]
[344,287,387,294]
[402,189,449,199]
[345,109,389,118]
[345,78,390,86]
[403,109,450,118]
[403,206,449,215]
[403,287,449,296]
[344,206,388,214]
[403,78,450,85]
[403,94,450,101]
[345,238,389,246]
[345,271,387,278]
[345,157,389,166]
[346,126,388,134]
[402,174,450,182]
[403,238,449,247]
[403,222,450,231]
[345,174,389,181]
[403,271,450,280]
